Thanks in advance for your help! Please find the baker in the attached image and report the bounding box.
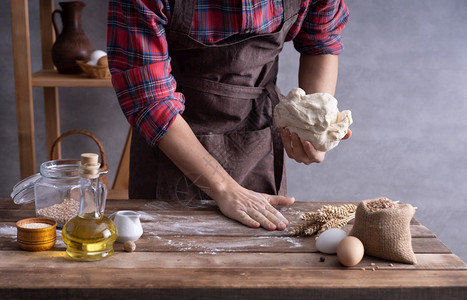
[107,0,351,231]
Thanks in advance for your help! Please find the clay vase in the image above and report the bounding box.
[51,1,94,74]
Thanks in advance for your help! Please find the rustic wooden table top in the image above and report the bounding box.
[0,197,466,299]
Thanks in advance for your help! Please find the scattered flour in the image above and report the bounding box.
[144,201,175,210]
[0,225,17,242]
[281,236,303,248]
[145,234,304,253]
[144,199,216,210]
[137,211,157,222]
[55,229,66,248]
[0,224,17,236]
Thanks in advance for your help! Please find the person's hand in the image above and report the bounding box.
[212,183,295,231]
[280,128,352,165]
[157,115,295,231]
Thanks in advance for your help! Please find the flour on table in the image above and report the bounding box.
[137,211,157,222]
[281,236,303,248]
[0,225,17,242]
[55,229,66,248]
[274,88,352,152]
[0,224,17,236]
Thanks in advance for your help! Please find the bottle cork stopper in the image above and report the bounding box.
[80,153,100,179]
[81,153,99,165]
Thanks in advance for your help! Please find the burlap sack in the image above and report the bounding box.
[349,198,417,264]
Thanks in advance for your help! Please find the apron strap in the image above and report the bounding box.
[284,0,301,20]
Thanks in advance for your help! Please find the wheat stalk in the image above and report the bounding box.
[290,203,357,237]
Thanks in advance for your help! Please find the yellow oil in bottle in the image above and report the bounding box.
[62,153,117,261]
[62,213,117,261]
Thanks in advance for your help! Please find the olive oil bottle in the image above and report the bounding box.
[62,153,117,261]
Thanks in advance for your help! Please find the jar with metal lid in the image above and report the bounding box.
[11,159,82,227]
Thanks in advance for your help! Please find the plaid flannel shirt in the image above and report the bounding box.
[107,0,349,145]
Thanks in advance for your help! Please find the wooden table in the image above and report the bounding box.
[1,198,466,299]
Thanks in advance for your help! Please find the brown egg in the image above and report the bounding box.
[337,236,364,267]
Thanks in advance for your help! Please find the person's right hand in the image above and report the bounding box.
[212,183,295,231]
[157,115,295,231]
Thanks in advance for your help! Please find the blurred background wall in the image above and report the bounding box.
[1,1,466,261]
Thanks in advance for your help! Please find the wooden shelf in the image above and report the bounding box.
[11,1,128,191]
[11,0,114,177]
[32,69,112,88]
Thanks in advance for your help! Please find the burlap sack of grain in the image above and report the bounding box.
[349,198,417,264]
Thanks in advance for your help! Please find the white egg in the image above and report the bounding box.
[86,59,98,66]
[90,50,107,62]
[315,228,347,254]
[87,50,107,65]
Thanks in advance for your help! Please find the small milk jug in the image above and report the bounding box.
[113,211,143,243]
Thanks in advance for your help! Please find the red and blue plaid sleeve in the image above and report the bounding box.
[107,0,184,146]
[291,0,349,55]
[107,0,348,147]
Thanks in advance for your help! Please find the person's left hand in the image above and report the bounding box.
[280,128,351,165]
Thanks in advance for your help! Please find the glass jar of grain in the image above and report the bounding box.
[11,159,81,227]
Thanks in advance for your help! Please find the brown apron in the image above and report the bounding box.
[129,0,301,201]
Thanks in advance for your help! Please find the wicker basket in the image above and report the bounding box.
[49,130,109,187]
[76,60,111,79]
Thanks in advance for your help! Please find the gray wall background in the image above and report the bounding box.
[1,1,466,261]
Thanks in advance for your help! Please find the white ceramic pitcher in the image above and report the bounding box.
[113,210,143,243]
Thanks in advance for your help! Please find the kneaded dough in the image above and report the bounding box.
[274,88,352,152]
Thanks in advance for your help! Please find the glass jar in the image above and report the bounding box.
[11,159,81,227]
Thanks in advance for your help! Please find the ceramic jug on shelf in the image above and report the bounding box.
[113,211,144,243]
[51,1,94,74]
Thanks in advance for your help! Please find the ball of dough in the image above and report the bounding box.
[274,88,352,152]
